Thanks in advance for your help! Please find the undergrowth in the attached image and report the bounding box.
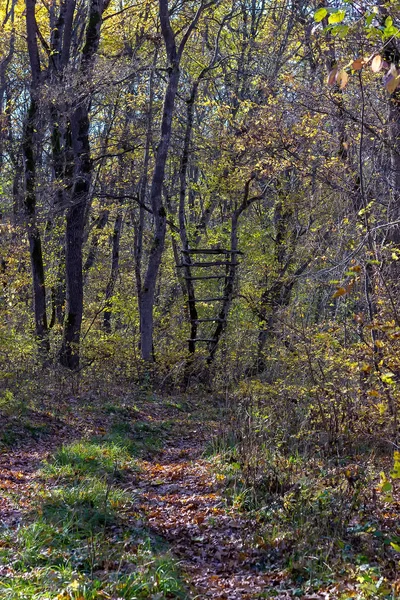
[210,400,400,599]
[0,416,188,600]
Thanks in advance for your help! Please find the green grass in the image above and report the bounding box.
[210,435,400,598]
[41,417,168,486]
[115,552,187,599]
[43,439,134,480]
[40,478,130,533]
[0,520,187,599]
[0,417,51,448]
[90,419,167,458]
[0,427,187,599]
[103,401,141,416]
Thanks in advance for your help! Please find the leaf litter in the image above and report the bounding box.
[133,430,296,598]
[0,394,384,598]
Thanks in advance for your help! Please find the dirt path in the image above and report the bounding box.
[0,412,75,529]
[135,423,294,599]
[0,398,335,599]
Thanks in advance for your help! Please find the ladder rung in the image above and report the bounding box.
[181,249,243,255]
[191,318,225,323]
[178,261,237,267]
[184,275,226,280]
[187,338,218,342]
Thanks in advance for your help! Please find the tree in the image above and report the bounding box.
[23,0,49,357]
[138,0,214,362]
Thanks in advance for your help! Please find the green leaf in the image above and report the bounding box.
[366,26,385,40]
[328,10,346,24]
[365,13,374,26]
[391,451,400,479]
[381,481,392,493]
[390,542,400,552]
[314,7,328,22]
[330,24,349,38]
[385,26,399,38]
[381,373,394,385]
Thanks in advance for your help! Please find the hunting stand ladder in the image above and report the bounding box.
[177,247,242,362]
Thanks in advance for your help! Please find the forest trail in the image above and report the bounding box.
[0,411,74,529]
[133,411,297,599]
[0,396,329,599]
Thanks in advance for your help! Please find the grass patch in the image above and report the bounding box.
[43,439,134,480]
[40,478,130,533]
[0,417,51,448]
[103,401,141,417]
[0,519,188,599]
[90,419,168,458]
[0,411,188,600]
[115,552,187,599]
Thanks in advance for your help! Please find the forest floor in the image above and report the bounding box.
[0,387,398,599]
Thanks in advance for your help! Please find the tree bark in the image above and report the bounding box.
[104,209,123,332]
[139,0,184,362]
[179,83,199,354]
[23,99,49,354]
[59,104,91,369]
[23,0,49,355]
[83,208,109,283]
[207,180,264,363]
[138,0,212,361]
[138,59,177,359]
[59,0,108,369]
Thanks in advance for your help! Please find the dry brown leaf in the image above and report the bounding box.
[352,58,364,71]
[385,74,400,94]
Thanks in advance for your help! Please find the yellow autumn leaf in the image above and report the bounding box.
[70,580,80,591]
[385,75,400,94]
[333,287,346,298]
[336,70,349,89]
[385,64,400,94]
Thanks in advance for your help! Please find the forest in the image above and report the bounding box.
[1,0,400,598]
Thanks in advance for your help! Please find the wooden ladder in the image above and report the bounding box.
[177,248,242,355]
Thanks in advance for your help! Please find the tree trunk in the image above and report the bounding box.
[138,0,206,362]
[59,0,108,369]
[59,105,91,369]
[388,93,400,244]
[83,208,109,283]
[23,100,49,355]
[23,0,49,356]
[139,63,180,361]
[179,83,199,354]
[103,209,123,332]
[207,180,262,363]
